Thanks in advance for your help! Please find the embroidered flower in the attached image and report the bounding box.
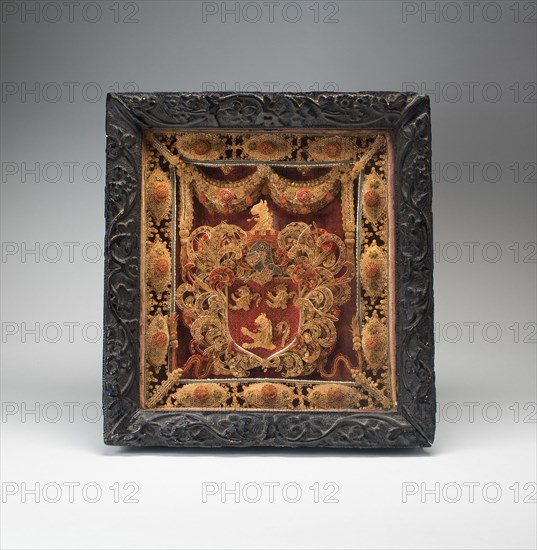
[317,228,336,252]
[154,257,170,276]
[147,241,171,293]
[363,189,380,208]
[153,183,169,201]
[208,266,235,291]
[291,263,318,290]
[296,188,313,205]
[360,242,387,297]
[323,141,342,158]
[260,383,278,401]
[218,188,235,205]
[257,140,275,155]
[273,248,289,267]
[190,138,211,156]
[364,259,381,279]
[152,330,168,348]
[192,385,211,401]
[362,172,386,222]
[241,383,293,409]
[362,314,388,369]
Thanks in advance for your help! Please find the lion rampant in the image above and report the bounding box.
[266,283,297,310]
[229,285,261,311]
[241,313,276,350]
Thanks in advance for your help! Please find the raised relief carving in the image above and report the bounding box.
[104,92,434,449]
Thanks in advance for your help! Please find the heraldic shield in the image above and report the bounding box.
[227,278,300,360]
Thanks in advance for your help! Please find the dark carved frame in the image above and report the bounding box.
[104,92,434,448]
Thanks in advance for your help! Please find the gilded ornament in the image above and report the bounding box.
[146,239,171,293]
[146,314,170,368]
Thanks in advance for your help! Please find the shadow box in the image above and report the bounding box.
[103,92,435,448]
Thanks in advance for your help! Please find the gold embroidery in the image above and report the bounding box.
[146,314,169,368]
[307,136,357,162]
[340,171,356,252]
[190,166,264,214]
[267,167,343,215]
[175,133,226,161]
[175,205,354,379]
[275,321,291,347]
[146,366,185,408]
[146,134,385,216]
[157,132,383,164]
[241,313,276,351]
[242,134,294,161]
[248,199,273,233]
[363,169,387,223]
[307,384,359,409]
[142,130,394,411]
[229,285,261,311]
[146,238,171,294]
[146,167,171,223]
[241,382,294,409]
[362,313,388,373]
[361,241,387,298]
[170,382,229,408]
[266,283,296,309]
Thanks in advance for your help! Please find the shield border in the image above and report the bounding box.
[225,278,301,362]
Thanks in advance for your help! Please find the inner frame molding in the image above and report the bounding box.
[104,92,435,448]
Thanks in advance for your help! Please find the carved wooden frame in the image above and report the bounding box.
[103,92,435,448]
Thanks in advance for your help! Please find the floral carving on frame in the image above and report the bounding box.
[104,92,435,448]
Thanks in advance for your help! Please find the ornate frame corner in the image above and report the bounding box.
[103,92,435,448]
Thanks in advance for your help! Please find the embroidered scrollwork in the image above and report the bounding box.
[175,202,354,378]
[142,129,394,411]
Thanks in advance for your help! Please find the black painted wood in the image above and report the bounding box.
[103,92,435,448]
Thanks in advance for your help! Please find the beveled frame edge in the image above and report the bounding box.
[103,91,435,448]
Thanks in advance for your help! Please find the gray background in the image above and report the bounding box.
[1,1,536,549]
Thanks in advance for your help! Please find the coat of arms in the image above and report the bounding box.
[176,200,355,378]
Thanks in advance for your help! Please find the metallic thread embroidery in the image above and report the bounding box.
[142,131,394,411]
